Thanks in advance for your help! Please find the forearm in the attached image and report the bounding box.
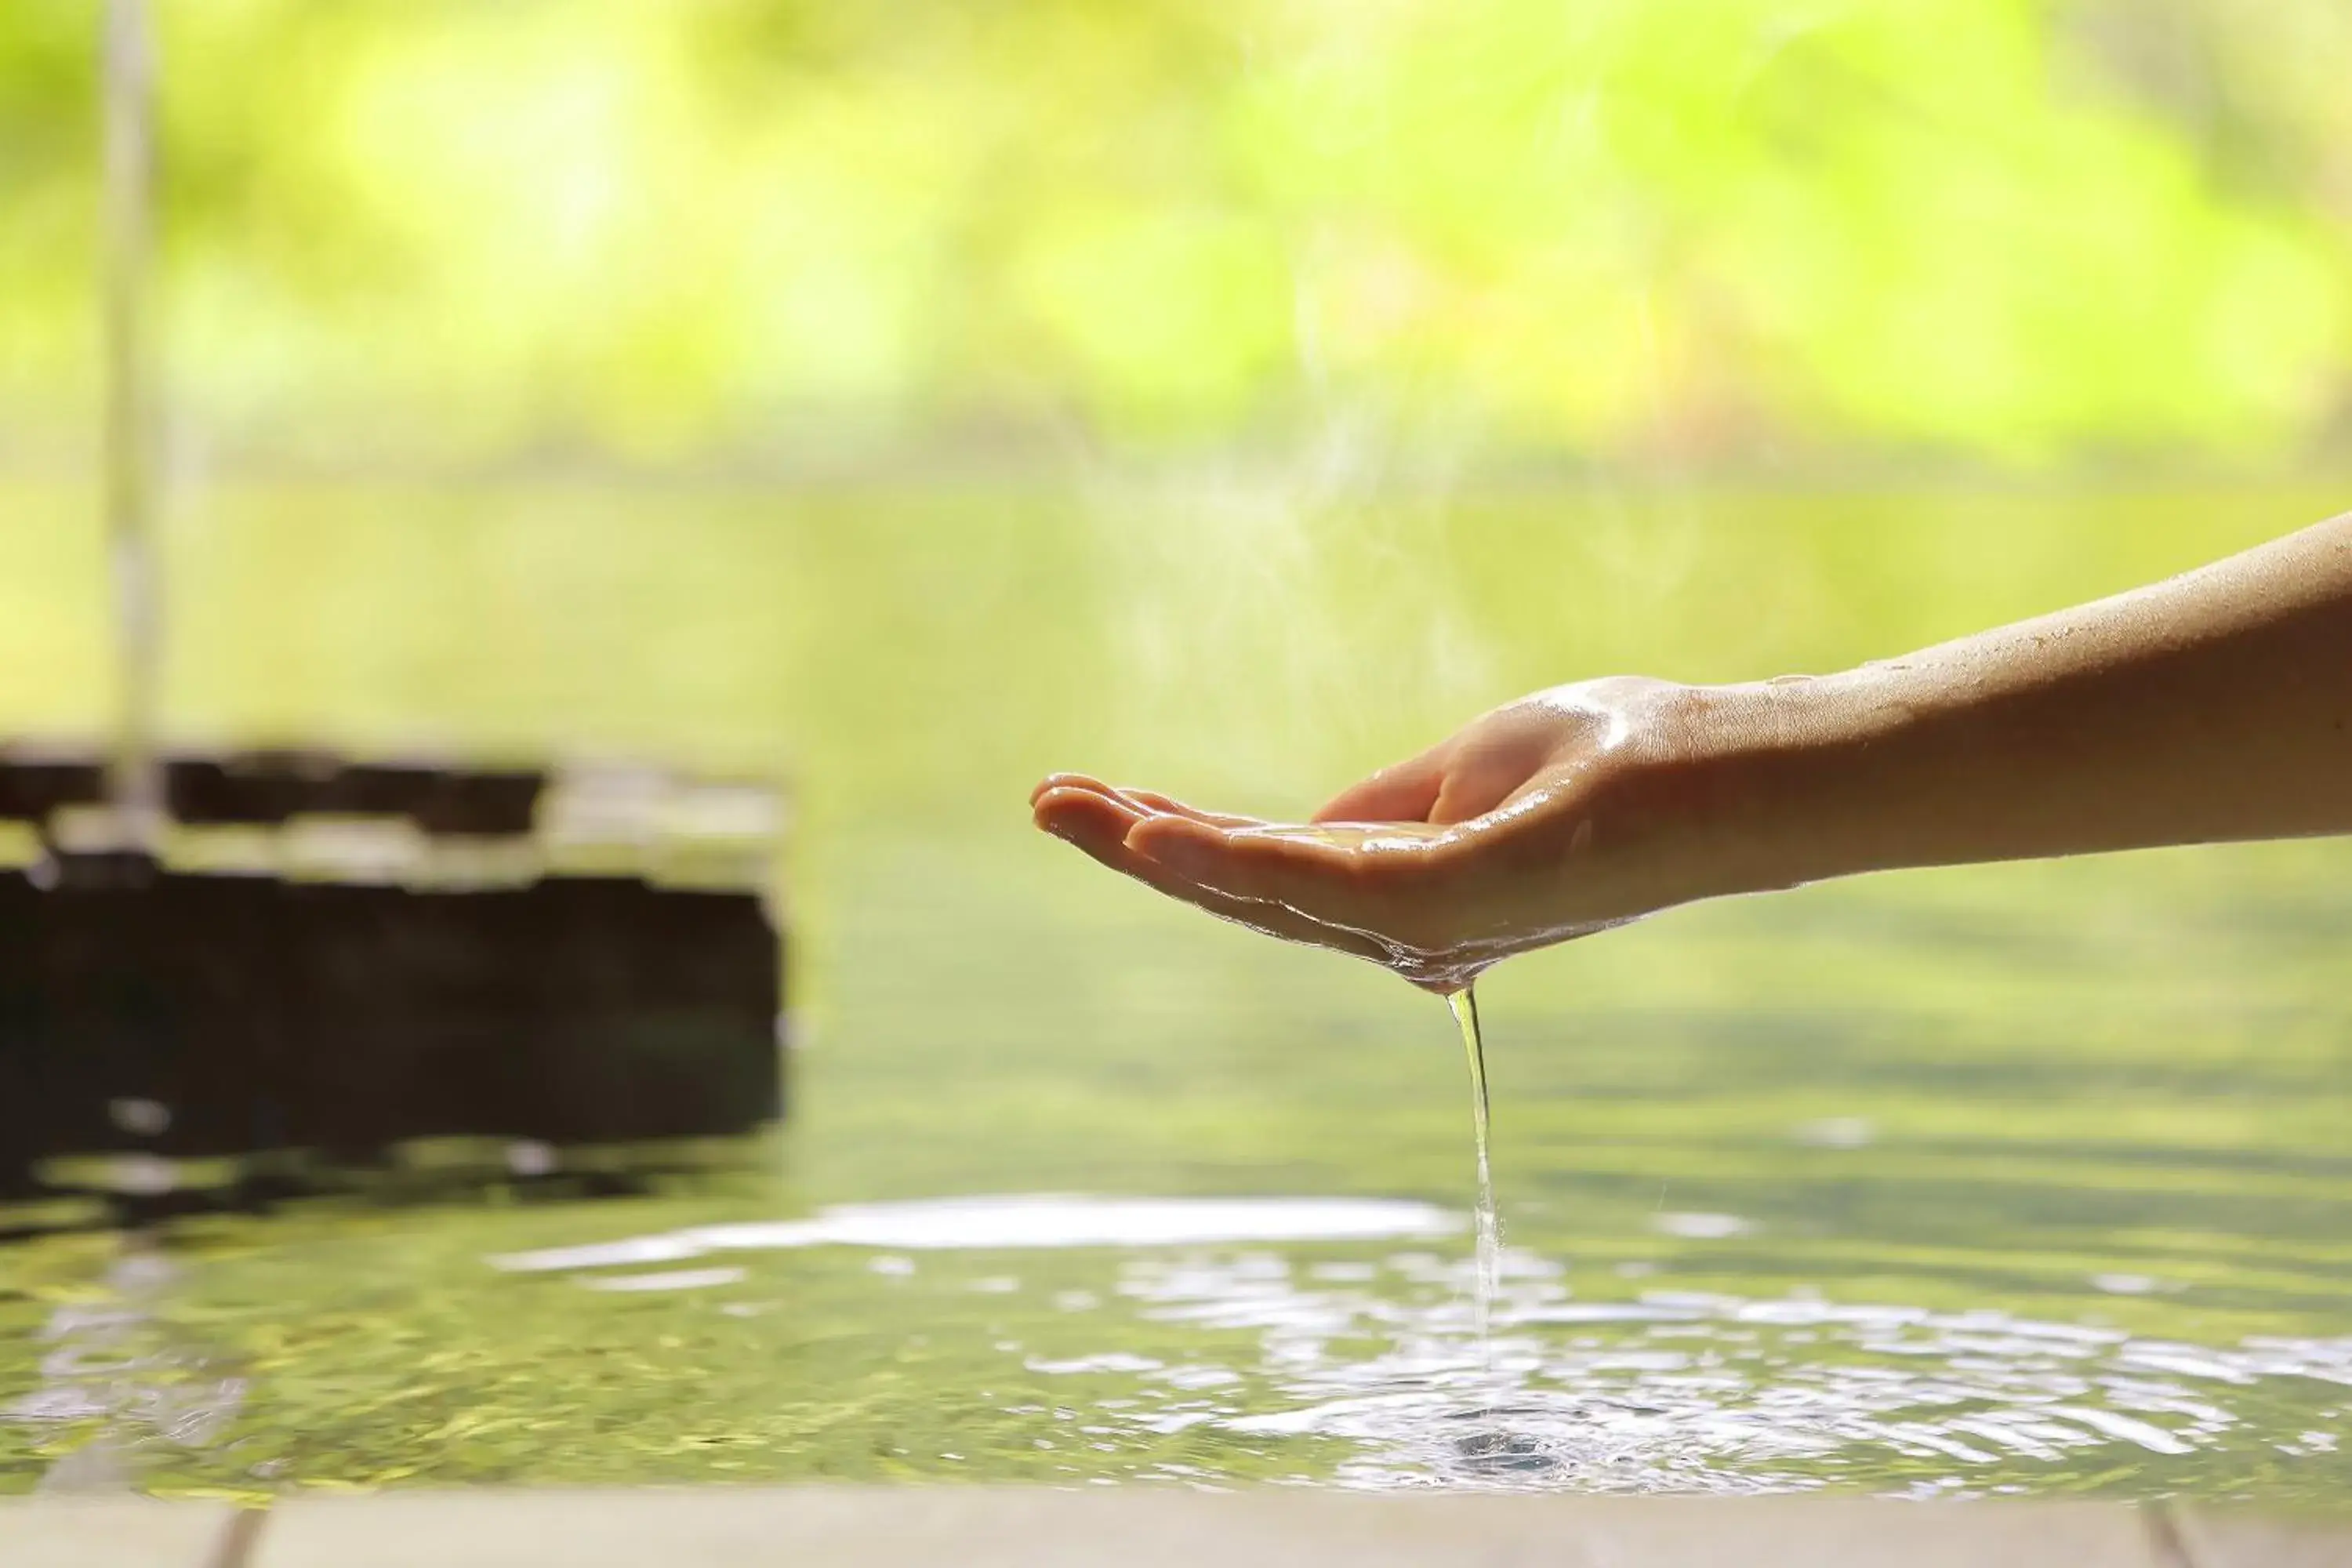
[1668,514,2352,897]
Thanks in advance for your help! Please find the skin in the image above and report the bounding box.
[1033,513,2352,994]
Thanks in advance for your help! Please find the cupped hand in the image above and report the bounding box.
[1030,677,1711,993]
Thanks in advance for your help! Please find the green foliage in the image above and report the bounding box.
[2,0,2347,465]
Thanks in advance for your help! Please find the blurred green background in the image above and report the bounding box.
[0,0,2349,1004]
[0,0,2345,1038]
[2,0,2350,466]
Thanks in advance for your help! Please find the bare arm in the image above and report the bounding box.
[1645,512,2352,896]
[1033,513,2352,992]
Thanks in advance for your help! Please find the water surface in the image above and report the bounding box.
[0,482,2345,1504]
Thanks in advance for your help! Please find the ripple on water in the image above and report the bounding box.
[1117,1247,2352,1493]
[489,1194,2352,1497]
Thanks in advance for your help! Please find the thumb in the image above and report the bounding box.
[1312,745,1450,824]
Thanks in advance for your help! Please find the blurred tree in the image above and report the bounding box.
[0,0,2343,470]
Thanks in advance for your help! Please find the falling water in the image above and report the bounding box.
[102,0,164,843]
[1446,985,1500,1366]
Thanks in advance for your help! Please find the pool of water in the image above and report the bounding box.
[0,481,2346,1504]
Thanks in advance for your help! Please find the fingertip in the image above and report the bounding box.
[1034,782,1117,815]
[1030,771,1113,808]
[1033,784,1139,844]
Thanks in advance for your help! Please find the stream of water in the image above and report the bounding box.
[1446,985,1501,1372]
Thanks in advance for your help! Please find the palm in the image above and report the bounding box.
[1030,678,1674,991]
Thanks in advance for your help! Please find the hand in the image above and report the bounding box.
[1031,677,1718,993]
[1036,515,2352,984]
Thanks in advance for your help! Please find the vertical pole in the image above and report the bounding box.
[103,0,163,844]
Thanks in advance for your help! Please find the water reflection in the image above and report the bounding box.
[488,1194,1461,1272]
[2,1245,245,1492]
[1116,1247,2350,1492]
[489,1194,2352,1496]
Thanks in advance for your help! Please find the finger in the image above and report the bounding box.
[1110,846,1394,965]
[1185,886,1395,967]
[1430,756,1532,824]
[1034,788,1392,964]
[1126,815,1447,929]
[1032,780,1262,835]
[1031,771,1120,808]
[1312,748,1448,825]
[1033,783,1147,855]
[1110,787,1264,829]
[1032,775,1261,829]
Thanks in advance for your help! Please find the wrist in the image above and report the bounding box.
[1608,673,1901,906]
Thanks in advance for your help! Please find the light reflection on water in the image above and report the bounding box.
[493,1195,2352,1497]
[3,1248,248,1493]
[1119,1247,2349,1493]
[488,1195,1462,1272]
